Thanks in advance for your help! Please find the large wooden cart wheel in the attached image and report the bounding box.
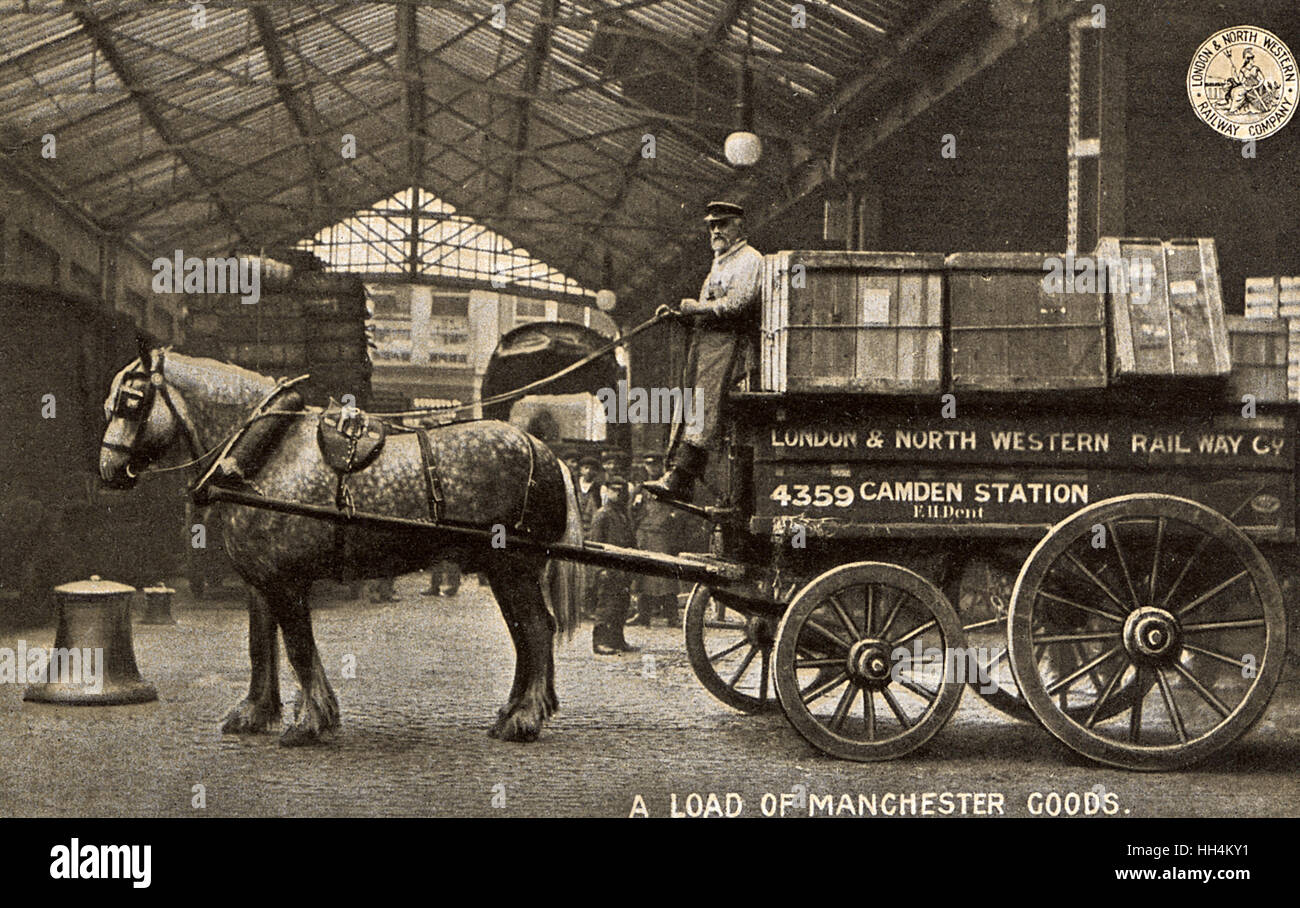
[684,578,798,713]
[1009,494,1287,771]
[773,563,966,761]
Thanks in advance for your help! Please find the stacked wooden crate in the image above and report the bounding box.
[182,267,372,407]
[761,251,943,393]
[757,239,1269,400]
[1230,276,1300,403]
[946,252,1107,390]
[1098,237,1231,381]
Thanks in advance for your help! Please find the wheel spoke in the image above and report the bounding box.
[828,682,858,731]
[1084,661,1129,729]
[891,618,938,648]
[865,584,875,636]
[828,594,860,640]
[727,646,759,688]
[1158,531,1216,611]
[978,647,1009,688]
[803,618,852,652]
[865,688,876,740]
[1045,646,1121,696]
[1171,660,1232,719]
[894,675,938,703]
[1149,516,1165,608]
[1155,667,1188,743]
[1128,669,1153,743]
[1174,570,1249,618]
[1063,552,1131,615]
[1037,589,1123,624]
[877,589,904,637]
[708,638,748,664]
[794,656,845,669]
[705,620,747,631]
[1181,618,1267,634]
[1107,520,1142,612]
[758,648,770,708]
[802,671,850,706]
[1032,629,1123,645]
[1056,645,1077,710]
[880,686,913,729]
[1181,642,1254,670]
[963,616,1002,632]
[1072,642,1105,693]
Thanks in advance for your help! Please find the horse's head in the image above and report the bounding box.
[99,346,190,489]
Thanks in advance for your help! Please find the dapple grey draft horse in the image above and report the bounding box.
[99,348,582,745]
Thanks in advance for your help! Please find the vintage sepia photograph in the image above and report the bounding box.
[0,0,1294,882]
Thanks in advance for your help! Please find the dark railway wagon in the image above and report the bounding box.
[0,282,185,625]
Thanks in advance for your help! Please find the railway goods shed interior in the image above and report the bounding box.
[0,0,1298,813]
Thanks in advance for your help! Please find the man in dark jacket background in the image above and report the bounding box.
[590,475,638,655]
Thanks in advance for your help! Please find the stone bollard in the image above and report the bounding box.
[140,583,176,625]
[24,576,158,705]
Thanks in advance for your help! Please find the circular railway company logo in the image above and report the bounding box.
[1187,26,1297,140]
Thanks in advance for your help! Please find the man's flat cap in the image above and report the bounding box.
[578,455,601,467]
[704,200,745,222]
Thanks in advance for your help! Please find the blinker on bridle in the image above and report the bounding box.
[101,350,202,475]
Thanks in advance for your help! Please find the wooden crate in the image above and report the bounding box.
[761,251,944,393]
[945,252,1105,391]
[1246,276,1281,319]
[1100,237,1231,380]
[1227,316,1288,403]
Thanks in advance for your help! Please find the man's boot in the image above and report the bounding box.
[593,623,620,656]
[642,443,707,503]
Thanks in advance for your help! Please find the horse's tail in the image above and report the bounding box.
[542,458,584,638]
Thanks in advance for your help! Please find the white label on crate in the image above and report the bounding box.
[861,288,891,324]
[1169,280,1198,303]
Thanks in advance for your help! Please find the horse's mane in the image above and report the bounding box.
[160,351,279,406]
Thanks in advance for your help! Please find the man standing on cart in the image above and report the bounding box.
[645,200,763,504]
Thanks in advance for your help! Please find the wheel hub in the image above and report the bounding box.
[846,638,893,687]
[1122,606,1181,665]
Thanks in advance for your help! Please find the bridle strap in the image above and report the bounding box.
[153,353,204,461]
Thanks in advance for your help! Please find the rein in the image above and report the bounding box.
[369,311,670,419]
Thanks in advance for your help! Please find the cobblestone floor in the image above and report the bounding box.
[0,572,1296,818]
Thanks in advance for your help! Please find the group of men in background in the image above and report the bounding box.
[562,448,699,655]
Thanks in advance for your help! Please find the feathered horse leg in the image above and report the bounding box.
[484,557,557,742]
[272,583,341,746]
[220,587,283,734]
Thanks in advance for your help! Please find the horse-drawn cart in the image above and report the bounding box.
[98,240,1294,768]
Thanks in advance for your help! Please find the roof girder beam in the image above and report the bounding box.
[66,2,252,248]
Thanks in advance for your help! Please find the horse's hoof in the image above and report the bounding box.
[279,724,324,747]
[221,700,281,735]
[292,692,342,731]
[490,711,541,743]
